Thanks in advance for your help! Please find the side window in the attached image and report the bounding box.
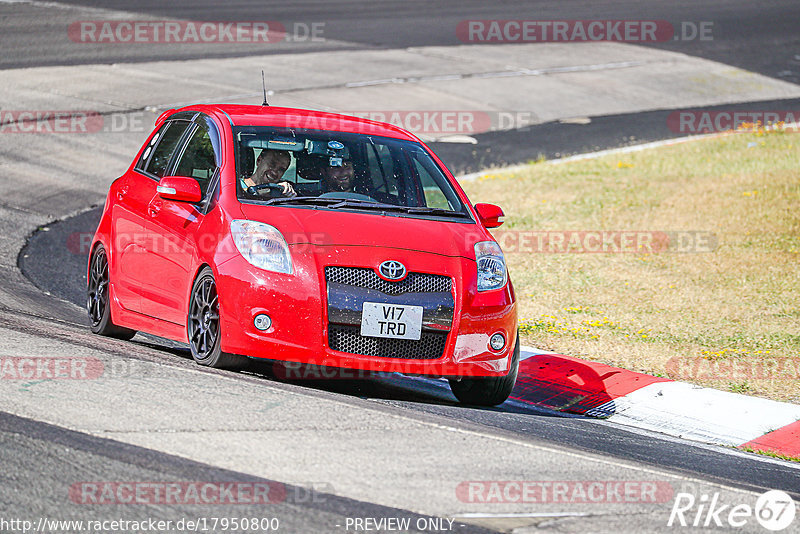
[136,122,169,171]
[174,123,218,197]
[144,120,191,178]
[410,151,460,211]
[413,159,445,209]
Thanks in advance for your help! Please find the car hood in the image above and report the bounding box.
[239,203,484,258]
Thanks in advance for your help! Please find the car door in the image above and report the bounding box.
[114,117,194,315]
[139,114,222,325]
[110,129,160,313]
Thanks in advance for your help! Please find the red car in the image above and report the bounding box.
[87,104,518,405]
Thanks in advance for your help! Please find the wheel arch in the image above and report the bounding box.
[87,238,108,286]
[186,262,214,314]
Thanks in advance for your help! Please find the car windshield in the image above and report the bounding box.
[233,126,469,218]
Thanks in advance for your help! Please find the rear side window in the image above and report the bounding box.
[145,120,191,178]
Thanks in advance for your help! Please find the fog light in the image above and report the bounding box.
[489,333,506,351]
[254,314,272,331]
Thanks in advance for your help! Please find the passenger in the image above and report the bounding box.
[322,160,355,193]
[241,149,296,197]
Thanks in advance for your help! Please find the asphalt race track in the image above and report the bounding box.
[5,0,800,81]
[3,1,800,533]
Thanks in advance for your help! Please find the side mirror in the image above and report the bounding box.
[157,176,202,203]
[474,203,505,228]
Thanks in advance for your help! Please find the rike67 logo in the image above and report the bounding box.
[668,490,796,531]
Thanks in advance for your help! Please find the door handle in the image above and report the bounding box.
[117,185,129,201]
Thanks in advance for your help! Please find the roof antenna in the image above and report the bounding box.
[261,70,269,106]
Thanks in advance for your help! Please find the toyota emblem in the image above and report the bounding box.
[378,260,407,281]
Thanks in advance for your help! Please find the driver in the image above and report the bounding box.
[241,149,296,197]
[322,159,355,193]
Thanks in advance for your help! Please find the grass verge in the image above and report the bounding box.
[460,129,800,403]
[739,446,800,463]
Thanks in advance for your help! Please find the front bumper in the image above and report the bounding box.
[215,244,517,377]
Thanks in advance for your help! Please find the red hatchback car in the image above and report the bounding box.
[88,104,518,405]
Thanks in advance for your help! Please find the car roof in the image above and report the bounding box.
[170,104,419,142]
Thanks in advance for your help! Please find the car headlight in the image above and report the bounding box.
[231,220,293,274]
[475,241,507,291]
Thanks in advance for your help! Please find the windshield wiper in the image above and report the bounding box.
[401,206,469,217]
[325,201,470,218]
[327,199,395,209]
[263,196,344,206]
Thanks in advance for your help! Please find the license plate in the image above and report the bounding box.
[360,302,423,340]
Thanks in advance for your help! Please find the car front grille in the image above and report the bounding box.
[325,266,453,360]
[325,266,451,295]
[328,324,447,360]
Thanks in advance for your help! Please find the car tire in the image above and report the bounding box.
[449,333,520,406]
[87,244,137,340]
[188,267,249,370]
